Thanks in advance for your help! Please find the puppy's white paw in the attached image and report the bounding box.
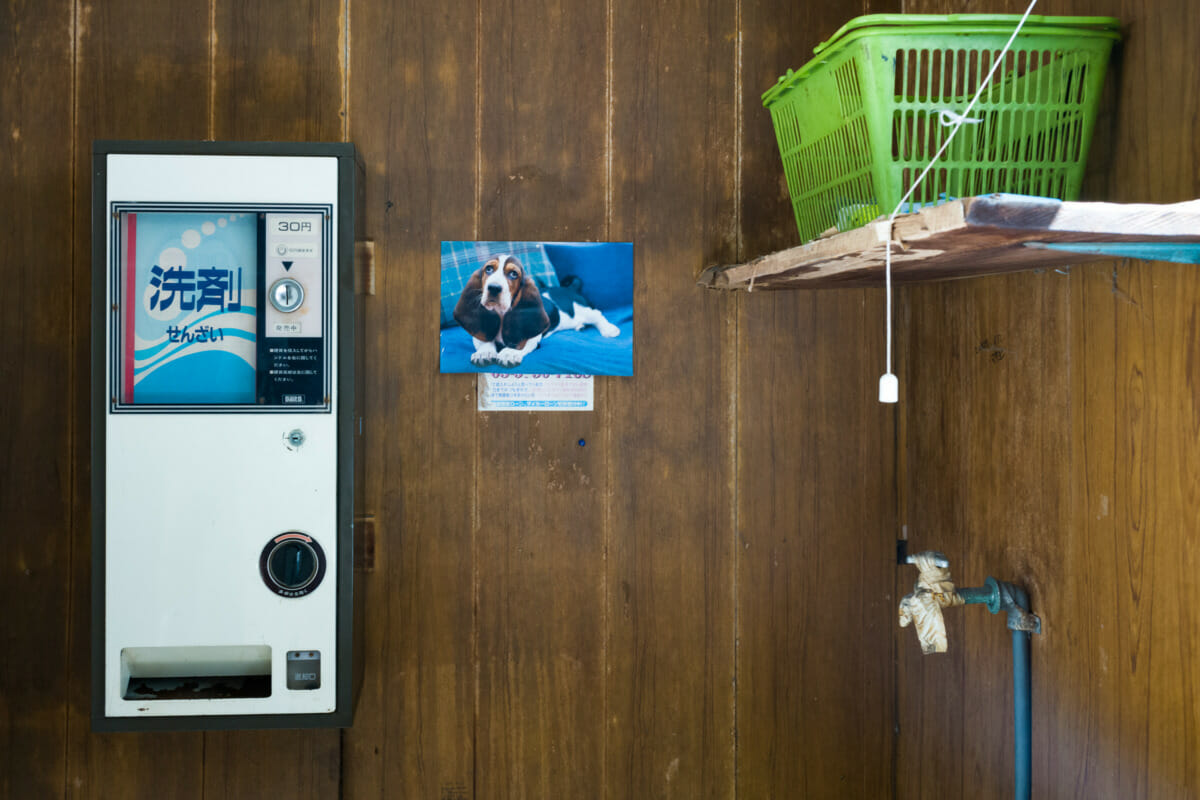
[598,321,620,338]
[495,348,525,367]
[470,351,496,366]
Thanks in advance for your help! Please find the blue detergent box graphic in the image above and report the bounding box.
[121,212,258,404]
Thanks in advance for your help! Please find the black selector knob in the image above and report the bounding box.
[260,533,326,598]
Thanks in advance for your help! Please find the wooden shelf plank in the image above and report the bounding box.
[698,194,1200,290]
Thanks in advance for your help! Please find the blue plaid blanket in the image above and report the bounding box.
[439,241,559,327]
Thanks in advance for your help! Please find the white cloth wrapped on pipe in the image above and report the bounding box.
[898,551,964,654]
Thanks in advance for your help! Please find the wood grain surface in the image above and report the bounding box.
[0,1,74,797]
[735,2,900,798]
[212,0,344,143]
[342,0,479,797]
[4,0,1195,797]
[699,196,1200,290]
[896,0,1200,798]
[605,0,738,797]
[471,2,609,796]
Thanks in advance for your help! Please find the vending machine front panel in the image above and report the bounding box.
[92,142,358,731]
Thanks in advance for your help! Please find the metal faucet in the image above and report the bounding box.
[899,551,1041,654]
[898,550,1042,800]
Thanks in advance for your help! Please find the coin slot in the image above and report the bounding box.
[269,277,305,313]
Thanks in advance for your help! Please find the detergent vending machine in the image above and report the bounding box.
[92,141,361,730]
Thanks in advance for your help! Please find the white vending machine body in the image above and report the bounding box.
[92,141,359,731]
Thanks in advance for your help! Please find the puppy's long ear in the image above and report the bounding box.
[500,276,550,349]
[454,268,501,341]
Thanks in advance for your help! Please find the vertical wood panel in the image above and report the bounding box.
[898,0,1200,798]
[202,730,340,798]
[736,284,896,799]
[605,0,737,797]
[212,0,345,142]
[740,0,860,252]
[893,284,970,799]
[341,0,479,796]
[1055,261,1122,796]
[890,1,1057,796]
[0,1,74,797]
[473,1,608,797]
[737,0,898,796]
[1089,4,1200,791]
[67,2,211,796]
[202,1,344,795]
[896,271,1072,800]
[893,0,1079,794]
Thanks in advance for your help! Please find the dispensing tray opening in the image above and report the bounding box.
[121,645,272,700]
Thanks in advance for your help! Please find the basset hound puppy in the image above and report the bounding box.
[453,254,620,367]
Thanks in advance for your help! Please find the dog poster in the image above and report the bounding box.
[439,241,633,375]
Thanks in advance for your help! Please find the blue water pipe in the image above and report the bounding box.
[958,577,1040,800]
[1013,607,1031,800]
[902,553,1041,800]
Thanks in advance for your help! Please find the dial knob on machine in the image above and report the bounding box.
[270,277,304,313]
[260,533,327,598]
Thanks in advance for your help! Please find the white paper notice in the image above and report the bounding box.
[477,374,594,411]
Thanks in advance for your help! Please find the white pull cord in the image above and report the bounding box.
[880,0,1039,404]
[935,109,983,127]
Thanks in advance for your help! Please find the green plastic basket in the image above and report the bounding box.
[763,14,1121,243]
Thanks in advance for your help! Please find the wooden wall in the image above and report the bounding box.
[5,0,1197,797]
[2,0,897,798]
[896,0,1200,798]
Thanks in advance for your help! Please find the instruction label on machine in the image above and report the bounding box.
[477,374,593,411]
[258,211,327,407]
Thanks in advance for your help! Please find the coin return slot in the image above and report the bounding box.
[121,645,272,701]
